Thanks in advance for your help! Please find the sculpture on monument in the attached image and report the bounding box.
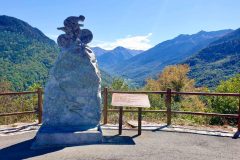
[57,15,93,48]
[32,15,102,149]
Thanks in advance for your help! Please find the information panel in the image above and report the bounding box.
[111,93,150,108]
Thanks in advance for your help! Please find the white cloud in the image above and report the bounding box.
[93,33,153,50]
[47,33,153,51]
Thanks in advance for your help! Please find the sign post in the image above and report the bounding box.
[111,93,150,135]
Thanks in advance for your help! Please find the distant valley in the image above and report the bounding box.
[94,29,239,88]
[93,46,143,71]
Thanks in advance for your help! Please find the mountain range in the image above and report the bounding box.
[93,29,239,88]
[94,46,143,71]
[91,47,108,57]
[101,29,233,86]
[0,15,239,90]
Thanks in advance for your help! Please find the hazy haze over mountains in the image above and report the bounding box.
[95,46,143,71]
[91,47,108,57]
[106,29,233,86]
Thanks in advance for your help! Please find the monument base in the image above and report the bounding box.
[31,125,102,149]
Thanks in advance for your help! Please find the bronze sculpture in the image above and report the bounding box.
[57,15,93,48]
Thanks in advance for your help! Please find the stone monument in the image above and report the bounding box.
[32,15,103,149]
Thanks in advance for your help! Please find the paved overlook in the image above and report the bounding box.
[0,128,240,160]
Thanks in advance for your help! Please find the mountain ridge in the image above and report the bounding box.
[96,46,143,71]
[183,28,240,87]
[109,29,233,86]
[0,15,55,45]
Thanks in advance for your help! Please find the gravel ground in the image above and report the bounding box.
[0,127,240,160]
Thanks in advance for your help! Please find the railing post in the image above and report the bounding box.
[166,88,172,126]
[119,106,123,135]
[37,88,43,124]
[138,108,142,135]
[103,87,108,124]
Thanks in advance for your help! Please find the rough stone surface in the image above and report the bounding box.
[32,15,102,149]
[42,45,101,128]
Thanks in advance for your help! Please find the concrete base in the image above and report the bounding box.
[31,125,102,149]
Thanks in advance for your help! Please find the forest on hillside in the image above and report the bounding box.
[0,16,113,91]
[1,65,239,127]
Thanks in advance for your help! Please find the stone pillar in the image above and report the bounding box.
[32,15,102,149]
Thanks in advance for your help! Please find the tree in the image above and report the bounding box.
[110,78,129,91]
[145,64,197,102]
[209,74,240,125]
[0,79,12,92]
[144,65,207,124]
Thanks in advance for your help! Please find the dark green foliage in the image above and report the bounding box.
[184,28,240,88]
[110,78,129,91]
[100,69,113,87]
[0,15,55,45]
[0,34,58,91]
[0,16,58,91]
[208,74,240,125]
[0,15,112,91]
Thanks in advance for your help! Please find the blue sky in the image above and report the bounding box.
[1,0,240,50]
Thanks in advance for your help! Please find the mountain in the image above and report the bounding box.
[127,49,143,56]
[100,69,113,87]
[91,47,108,57]
[97,46,143,71]
[183,28,240,87]
[0,15,58,90]
[0,15,55,46]
[110,29,233,86]
[0,15,112,91]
